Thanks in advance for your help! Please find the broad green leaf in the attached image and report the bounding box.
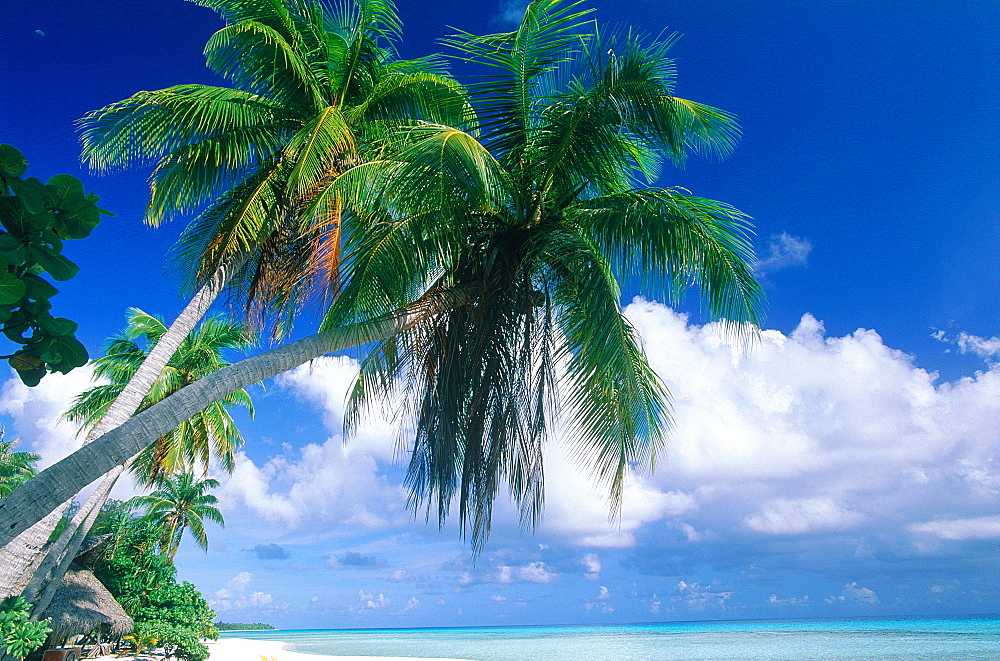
[26,211,55,231]
[31,250,79,281]
[6,177,51,215]
[13,363,46,387]
[37,315,77,337]
[0,234,20,252]
[0,145,27,178]
[0,272,26,305]
[0,196,30,235]
[46,174,85,200]
[21,274,58,300]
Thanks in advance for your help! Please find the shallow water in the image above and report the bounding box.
[221,617,1000,660]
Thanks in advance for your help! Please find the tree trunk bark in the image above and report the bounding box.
[0,507,62,597]
[0,264,232,598]
[25,466,124,619]
[0,288,467,548]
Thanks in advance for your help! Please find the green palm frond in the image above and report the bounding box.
[0,435,40,498]
[284,106,354,197]
[573,187,764,331]
[347,72,476,134]
[145,127,288,226]
[205,20,325,108]
[187,0,297,36]
[171,160,285,289]
[79,85,287,173]
[541,225,668,509]
[441,0,593,162]
[65,309,255,484]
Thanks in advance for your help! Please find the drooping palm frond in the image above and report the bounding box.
[573,188,764,329]
[335,0,763,551]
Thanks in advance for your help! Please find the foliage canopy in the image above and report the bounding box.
[0,145,110,385]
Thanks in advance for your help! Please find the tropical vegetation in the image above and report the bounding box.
[330,0,762,545]
[0,596,50,661]
[0,144,108,386]
[128,474,225,562]
[0,0,762,570]
[0,0,473,600]
[92,501,217,661]
[12,310,254,623]
[213,622,274,631]
[65,308,255,486]
[0,433,39,498]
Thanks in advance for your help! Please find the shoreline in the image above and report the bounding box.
[206,636,472,661]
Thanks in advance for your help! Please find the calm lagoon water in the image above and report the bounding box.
[221,617,1000,660]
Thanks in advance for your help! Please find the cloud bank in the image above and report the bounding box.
[4,299,999,622]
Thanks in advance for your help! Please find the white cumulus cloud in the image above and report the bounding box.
[745,498,863,535]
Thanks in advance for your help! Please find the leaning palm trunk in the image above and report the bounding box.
[26,465,123,620]
[0,289,467,548]
[0,263,235,599]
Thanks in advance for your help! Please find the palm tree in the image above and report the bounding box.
[0,0,467,600]
[322,0,763,546]
[65,308,255,486]
[0,434,39,498]
[20,310,254,619]
[79,0,470,335]
[129,473,225,562]
[0,1,761,556]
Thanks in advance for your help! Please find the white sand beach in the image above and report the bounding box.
[206,637,472,661]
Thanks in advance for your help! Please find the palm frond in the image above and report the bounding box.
[284,105,354,197]
[145,126,288,226]
[441,0,594,163]
[572,187,765,332]
[79,85,286,172]
[541,225,669,511]
[204,20,325,108]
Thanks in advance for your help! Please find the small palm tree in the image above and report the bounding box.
[0,433,39,498]
[129,473,224,562]
[65,309,255,485]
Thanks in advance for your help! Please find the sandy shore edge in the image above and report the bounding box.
[207,636,472,661]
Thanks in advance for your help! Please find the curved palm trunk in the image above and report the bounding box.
[26,465,124,620]
[0,288,468,548]
[0,507,62,597]
[0,264,234,599]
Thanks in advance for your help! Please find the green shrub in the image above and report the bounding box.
[0,597,51,661]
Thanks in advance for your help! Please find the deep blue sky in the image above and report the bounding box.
[2,0,999,629]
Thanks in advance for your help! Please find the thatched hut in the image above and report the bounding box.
[38,536,133,645]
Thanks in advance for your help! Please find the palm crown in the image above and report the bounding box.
[79,0,471,335]
[64,309,255,485]
[0,435,39,498]
[325,0,764,547]
[128,472,225,562]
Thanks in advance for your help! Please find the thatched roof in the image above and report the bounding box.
[71,535,112,570]
[42,568,133,641]
[40,536,133,641]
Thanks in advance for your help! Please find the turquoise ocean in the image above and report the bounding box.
[221,617,1000,660]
